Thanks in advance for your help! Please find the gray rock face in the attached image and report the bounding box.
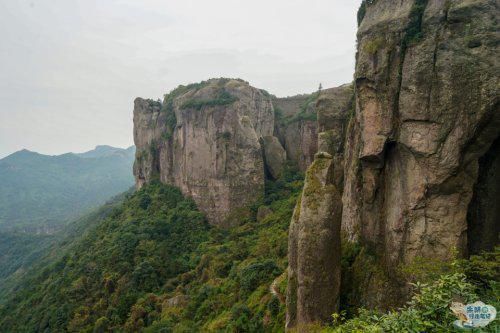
[286,85,353,329]
[287,0,498,325]
[262,136,287,179]
[273,94,318,171]
[286,156,342,329]
[342,0,499,309]
[134,78,280,227]
[344,0,498,287]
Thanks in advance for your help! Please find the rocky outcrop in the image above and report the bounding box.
[261,136,287,179]
[287,0,499,326]
[342,0,499,307]
[286,85,353,329]
[133,78,281,227]
[273,94,318,171]
[286,156,342,329]
[273,88,353,173]
[133,79,353,227]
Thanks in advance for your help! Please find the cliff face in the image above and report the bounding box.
[133,79,349,227]
[286,85,353,328]
[134,79,278,227]
[287,0,499,328]
[273,94,319,171]
[344,0,498,300]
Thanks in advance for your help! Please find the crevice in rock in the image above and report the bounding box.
[467,135,500,255]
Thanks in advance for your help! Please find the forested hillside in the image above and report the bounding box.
[0,146,135,232]
[0,167,303,332]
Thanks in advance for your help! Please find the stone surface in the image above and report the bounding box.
[273,94,318,171]
[262,136,287,179]
[134,78,276,227]
[341,0,499,308]
[287,0,499,324]
[286,156,342,329]
[286,85,352,329]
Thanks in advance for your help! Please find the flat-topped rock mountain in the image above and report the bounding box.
[134,78,278,227]
[133,79,352,227]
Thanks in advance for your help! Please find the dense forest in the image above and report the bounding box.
[0,166,303,332]
[1,165,497,332]
[0,146,135,232]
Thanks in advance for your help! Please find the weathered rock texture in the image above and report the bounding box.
[273,94,319,171]
[261,135,287,179]
[134,78,280,227]
[287,0,499,326]
[342,0,499,307]
[286,156,342,329]
[286,85,353,329]
[133,79,353,227]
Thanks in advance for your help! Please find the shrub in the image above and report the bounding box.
[403,0,429,46]
[240,260,281,294]
[181,90,237,110]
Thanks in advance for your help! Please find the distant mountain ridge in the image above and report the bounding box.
[0,145,135,232]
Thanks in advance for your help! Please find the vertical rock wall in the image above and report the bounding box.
[286,85,353,329]
[343,0,499,308]
[134,79,278,227]
[287,0,499,326]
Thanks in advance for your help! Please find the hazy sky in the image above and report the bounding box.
[0,0,359,158]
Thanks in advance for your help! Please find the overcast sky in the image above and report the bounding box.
[0,0,359,158]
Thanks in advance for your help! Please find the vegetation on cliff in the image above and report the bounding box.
[0,167,303,332]
[323,248,500,332]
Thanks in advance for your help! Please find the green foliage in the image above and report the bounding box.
[0,146,135,231]
[363,37,385,55]
[357,0,376,26]
[0,167,304,332]
[327,273,477,332]
[327,248,500,333]
[403,0,429,46]
[357,1,367,26]
[181,90,238,110]
[0,182,210,332]
[240,260,281,294]
[133,166,304,331]
[281,92,320,125]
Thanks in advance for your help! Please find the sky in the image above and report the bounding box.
[0,0,359,158]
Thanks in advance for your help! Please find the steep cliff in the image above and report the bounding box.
[287,0,499,328]
[343,0,499,306]
[286,85,353,329]
[134,78,281,227]
[273,94,319,172]
[133,79,348,227]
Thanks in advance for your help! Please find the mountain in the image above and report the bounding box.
[0,145,135,232]
[0,170,303,332]
[76,145,136,159]
[133,78,340,227]
[0,0,498,331]
[286,0,499,329]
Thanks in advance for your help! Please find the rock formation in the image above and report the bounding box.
[261,135,287,179]
[273,94,319,172]
[134,78,279,227]
[287,0,499,328]
[343,0,499,307]
[286,85,353,329]
[133,79,347,227]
